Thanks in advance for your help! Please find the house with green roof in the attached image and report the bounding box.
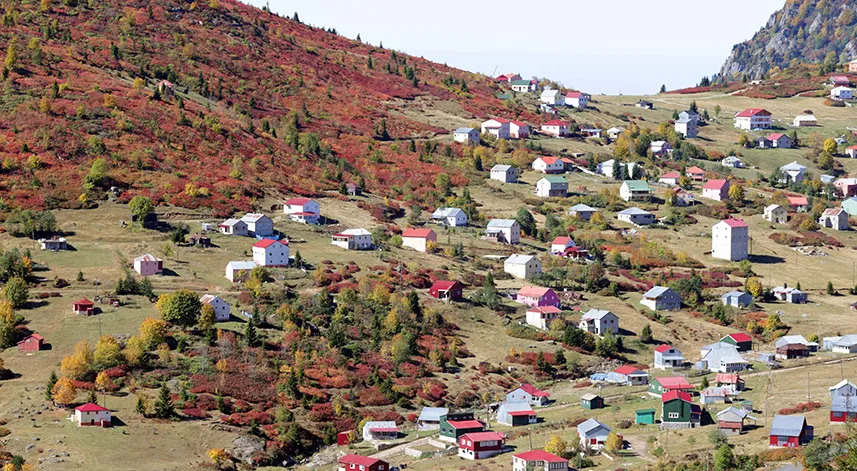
[510,80,536,93]
[843,197,857,216]
[619,180,652,202]
[536,176,568,198]
[635,408,656,425]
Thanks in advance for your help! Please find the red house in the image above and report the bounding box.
[73,298,95,316]
[429,280,463,301]
[515,286,561,309]
[338,454,388,471]
[336,430,354,446]
[17,333,44,352]
[769,415,812,447]
[685,166,705,181]
[457,431,507,460]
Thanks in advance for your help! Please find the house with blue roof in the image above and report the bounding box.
[454,128,480,145]
[640,286,681,311]
[721,290,753,308]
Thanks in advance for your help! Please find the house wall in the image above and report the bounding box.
[402,236,429,252]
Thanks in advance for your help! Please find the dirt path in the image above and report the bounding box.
[624,434,656,462]
[370,437,434,460]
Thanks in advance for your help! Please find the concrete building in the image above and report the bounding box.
[490,164,517,183]
[504,254,541,279]
[712,218,749,261]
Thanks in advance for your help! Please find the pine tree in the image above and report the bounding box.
[827,281,835,295]
[292,12,300,22]
[554,349,566,366]
[659,84,666,93]
[45,371,58,401]
[640,324,653,343]
[245,321,259,348]
[154,383,174,418]
[87,389,98,404]
[136,395,147,415]
[356,33,361,42]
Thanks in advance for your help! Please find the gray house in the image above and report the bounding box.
[240,213,274,237]
[579,309,619,336]
[568,203,599,221]
[716,406,755,435]
[417,407,449,431]
[830,379,857,399]
[640,286,681,311]
[721,290,753,308]
[491,164,517,183]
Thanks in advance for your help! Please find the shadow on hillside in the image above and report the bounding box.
[160,268,179,277]
[748,254,785,264]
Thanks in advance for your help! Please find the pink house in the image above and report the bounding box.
[133,254,163,276]
[702,179,730,202]
[516,286,560,308]
[834,178,857,198]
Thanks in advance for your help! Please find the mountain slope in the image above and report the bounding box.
[0,0,521,216]
[720,0,857,80]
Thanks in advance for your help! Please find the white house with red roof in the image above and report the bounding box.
[200,294,231,322]
[497,402,538,426]
[506,383,551,406]
[133,254,163,276]
[565,91,590,108]
[766,133,793,149]
[831,75,851,86]
[819,207,849,231]
[509,121,530,139]
[516,286,561,309]
[702,179,730,202]
[481,118,511,140]
[787,196,809,212]
[74,403,111,427]
[525,306,561,330]
[512,450,568,471]
[550,236,576,254]
[712,218,749,261]
[331,228,373,250]
[658,171,681,186]
[685,166,705,181]
[532,156,565,174]
[252,239,290,267]
[458,431,507,460]
[401,228,436,252]
[284,198,320,224]
[654,345,685,369]
[540,120,569,137]
[734,108,772,130]
[362,421,399,442]
[338,454,388,471]
[609,365,650,386]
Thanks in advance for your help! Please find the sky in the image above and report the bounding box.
[242,0,784,95]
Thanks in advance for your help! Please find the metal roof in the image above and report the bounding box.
[487,219,518,228]
[770,415,806,437]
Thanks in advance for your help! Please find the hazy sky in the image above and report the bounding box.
[242,0,784,95]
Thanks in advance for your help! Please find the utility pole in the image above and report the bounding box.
[808,370,811,402]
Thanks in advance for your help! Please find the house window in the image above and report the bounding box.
[668,412,679,419]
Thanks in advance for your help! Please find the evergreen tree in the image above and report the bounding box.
[554,349,566,366]
[827,281,835,295]
[516,207,536,236]
[659,84,666,93]
[136,395,147,415]
[154,383,174,418]
[245,320,259,348]
[482,271,500,309]
[292,12,300,22]
[640,324,653,343]
[45,371,58,401]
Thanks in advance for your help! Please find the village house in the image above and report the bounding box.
[832,86,854,100]
[766,133,793,148]
[830,379,857,398]
[577,418,610,451]
[431,207,468,227]
[510,80,535,93]
[722,156,745,168]
[565,91,590,108]
[848,147,857,159]
[331,229,373,250]
[525,306,562,330]
[429,280,464,302]
[654,345,685,369]
[675,117,697,138]
[608,365,649,386]
[640,286,682,311]
[220,218,249,236]
[157,80,175,97]
[831,395,857,423]
[532,156,565,174]
[702,179,730,202]
[699,386,735,406]
[835,178,857,197]
[825,335,857,353]
[512,450,568,471]
[819,207,849,231]
[721,290,753,308]
[822,174,836,184]
[481,118,511,139]
[636,409,656,425]
[658,171,681,186]
[776,335,817,352]
[200,294,231,322]
[711,218,749,261]
[133,254,163,276]
[686,166,705,181]
[619,180,653,202]
[661,391,701,429]
[787,196,809,212]
[509,121,530,139]
[567,204,598,221]
[338,455,388,471]
[504,254,542,279]
[581,393,604,410]
[777,344,810,360]
[189,233,211,247]
[284,197,320,224]
[252,239,290,267]
[490,164,518,183]
[583,127,602,138]
[485,219,520,244]
[439,412,486,442]
[535,176,568,198]
[772,284,807,304]
[73,298,95,316]
[649,376,694,397]
[578,309,619,336]
[540,103,558,114]
[507,383,551,407]
[497,402,537,426]
[717,407,755,435]
[650,140,672,156]
[598,159,641,179]
[458,431,507,460]
[17,333,44,352]
[516,286,561,309]
[764,204,788,224]
[240,213,274,237]
[362,421,399,442]
[453,127,480,145]
[225,260,256,282]
[540,120,570,137]
[39,237,67,251]
[416,407,449,431]
[850,60,857,72]
[700,342,748,373]
[832,75,852,86]
[401,228,436,253]
[716,373,745,391]
[74,403,111,427]
[607,127,624,139]
[550,236,576,255]
[780,161,807,184]
[540,88,564,106]
[769,415,812,447]
[734,108,772,130]
[671,187,695,206]
[793,114,818,127]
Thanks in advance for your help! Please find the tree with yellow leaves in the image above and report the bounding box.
[61,339,92,379]
[139,317,168,349]
[123,335,146,366]
[544,434,568,458]
[95,371,113,392]
[728,183,744,202]
[52,377,76,406]
[94,335,123,369]
[605,431,623,452]
[207,448,229,469]
[745,277,763,298]
[198,303,216,331]
[156,342,172,366]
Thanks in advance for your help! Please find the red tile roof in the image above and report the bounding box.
[527,306,561,314]
[402,228,434,238]
[509,410,536,416]
[686,166,704,174]
[75,403,109,412]
[656,377,693,390]
[431,280,460,291]
[518,383,550,397]
[517,286,553,298]
[462,431,506,442]
[339,454,384,467]
[715,373,741,384]
[285,197,313,205]
[654,345,674,353]
[662,390,693,403]
[74,298,94,306]
[513,450,568,463]
[552,236,573,245]
[446,419,485,429]
[721,218,748,228]
[660,172,680,179]
[538,156,561,165]
[614,365,645,375]
[767,133,787,140]
[253,239,287,248]
[726,333,752,342]
[566,91,583,98]
[369,427,398,432]
[787,196,808,206]
[542,120,568,127]
[703,179,728,190]
[735,108,770,117]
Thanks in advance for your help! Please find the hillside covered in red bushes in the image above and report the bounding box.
[0,0,520,215]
